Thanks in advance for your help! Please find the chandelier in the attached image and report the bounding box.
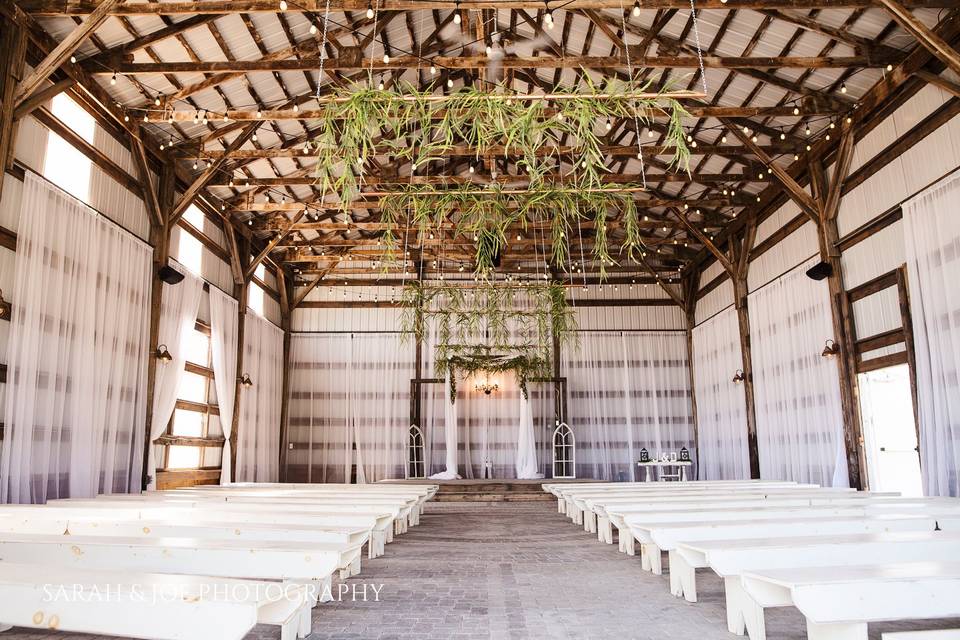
[474,373,499,395]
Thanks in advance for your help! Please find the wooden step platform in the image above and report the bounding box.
[383,478,602,502]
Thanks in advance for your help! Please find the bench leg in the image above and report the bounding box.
[740,589,767,640]
[351,555,362,576]
[640,543,662,574]
[598,516,612,544]
[298,605,312,638]
[584,510,596,533]
[724,577,747,636]
[386,526,394,543]
[806,622,867,640]
[558,499,565,514]
[317,576,334,604]
[618,527,636,556]
[668,551,697,602]
[280,617,298,640]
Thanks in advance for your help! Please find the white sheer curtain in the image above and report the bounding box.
[284,333,413,483]
[749,257,848,487]
[903,172,960,497]
[561,331,694,480]
[693,306,751,479]
[515,391,542,479]
[235,313,284,482]
[208,287,239,485]
[146,262,204,489]
[1,171,151,503]
[429,370,462,479]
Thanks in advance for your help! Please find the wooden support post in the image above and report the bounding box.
[731,220,761,480]
[0,12,27,206]
[141,159,175,489]
[229,235,251,483]
[277,266,294,481]
[810,151,864,490]
[682,271,701,480]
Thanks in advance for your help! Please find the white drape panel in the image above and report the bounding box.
[208,287,239,485]
[1,172,151,503]
[903,172,960,496]
[748,257,849,487]
[236,313,284,482]
[429,371,462,480]
[692,306,751,479]
[561,331,694,480]
[515,392,542,479]
[146,263,203,489]
[285,333,413,483]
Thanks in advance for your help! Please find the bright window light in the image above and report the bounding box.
[167,445,202,469]
[43,93,94,202]
[248,263,266,317]
[177,204,204,274]
[171,408,204,438]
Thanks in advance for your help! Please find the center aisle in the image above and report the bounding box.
[306,501,788,640]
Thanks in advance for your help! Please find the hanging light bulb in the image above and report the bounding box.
[110,72,117,85]
[605,119,613,131]
[70,55,77,64]
[632,0,641,16]
[469,164,475,173]
[840,82,847,94]
[154,96,161,106]
[123,113,130,122]
[366,1,374,18]
[430,65,437,75]
[453,1,462,23]
[721,135,727,143]
[252,132,258,142]
[544,9,554,29]
[377,76,384,90]
[279,0,287,10]
[310,23,318,35]
[293,103,299,112]
[256,109,263,119]
[793,106,800,115]
[447,77,454,88]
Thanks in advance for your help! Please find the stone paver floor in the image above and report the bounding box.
[3,500,959,639]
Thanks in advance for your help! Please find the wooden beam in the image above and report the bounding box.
[880,0,960,78]
[169,121,260,225]
[130,129,163,228]
[83,14,220,68]
[13,0,122,108]
[224,224,244,286]
[12,76,74,120]
[914,68,960,98]
[824,128,856,226]
[726,120,823,224]
[0,11,27,203]
[99,54,894,75]
[22,0,960,14]
[244,209,306,280]
[675,209,736,275]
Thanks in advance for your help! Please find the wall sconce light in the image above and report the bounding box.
[821,339,841,358]
[238,373,253,388]
[155,344,173,363]
[732,369,745,383]
[0,290,10,320]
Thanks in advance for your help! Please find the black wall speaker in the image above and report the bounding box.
[158,265,185,285]
[805,261,833,281]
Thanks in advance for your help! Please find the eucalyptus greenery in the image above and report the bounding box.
[311,76,691,204]
[400,281,577,400]
[310,76,691,280]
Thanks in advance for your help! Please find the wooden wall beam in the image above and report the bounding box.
[13,0,121,108]
[12,76,74,120]
[0,11,27,206]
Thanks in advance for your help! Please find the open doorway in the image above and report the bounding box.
[858,364,923,497]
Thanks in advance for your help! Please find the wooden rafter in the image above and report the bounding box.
[245,209,307,280]
[13,0,122,107]
[879,0,960,78]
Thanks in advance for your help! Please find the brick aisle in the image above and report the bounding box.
[3,501,959,639]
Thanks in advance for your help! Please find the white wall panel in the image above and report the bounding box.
[573,304,686,330]
[748,221,818,292]
[0,174,23,231]
[841,220,906,289]
[13,116,48,174]
[695,278,734,326]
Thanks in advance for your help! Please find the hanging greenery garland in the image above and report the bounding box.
[400,281,577,402]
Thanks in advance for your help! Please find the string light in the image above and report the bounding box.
[279,0,287,10]
[840,82,847,94]
[453,0,462,24]
[110,72,117,85]
[383,52,390,63]
[366,1,374,18]
[310,23,318,35]
[632,0,641,16]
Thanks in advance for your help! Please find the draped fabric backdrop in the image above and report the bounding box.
[903,172,960,497]
[749,257,849,487]
[146,262,204,489]
[692,306,751,479]
[561,331,694,480]
[285,333,413,483]
[1,172,151,503]
[235,313,284,482]
[208,287,239,485]
[428,371,461,480]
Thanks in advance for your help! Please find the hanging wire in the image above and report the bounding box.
[687,0,709,98]
[617,0,647,189]
[314,0,332,101]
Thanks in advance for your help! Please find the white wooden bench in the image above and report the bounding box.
[739,562,960,640]
[0,562,312,640]
[882,631,960,639]
[28,502,395,558]
[670,531,960,635]
[627,514,946,574]
[0,517,370,579]
[595,494,927,546]
[0,532,358,607]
